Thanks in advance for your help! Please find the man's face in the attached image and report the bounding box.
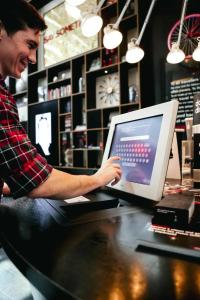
[0,27,40,78]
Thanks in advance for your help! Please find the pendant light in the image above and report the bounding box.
[192,38,200,62]
[166,0,188,64]
[65,0,86,6]
[126,0,157,63]
[103,0,132,49]
[81,0,106,37]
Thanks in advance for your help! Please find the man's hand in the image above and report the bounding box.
[93,156,122,187]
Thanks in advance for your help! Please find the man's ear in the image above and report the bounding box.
[0,22,6,40]
[0,24,2,40]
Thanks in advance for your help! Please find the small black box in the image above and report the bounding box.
[152,193,195,227]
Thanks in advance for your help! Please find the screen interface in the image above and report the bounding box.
[28,100,59,165]
[35,112,52,156]
[109,115,163,185]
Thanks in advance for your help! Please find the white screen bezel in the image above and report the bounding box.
[102,100,179,201]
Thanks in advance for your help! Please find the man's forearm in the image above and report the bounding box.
[28,168,100,200]
[28,156,121,200]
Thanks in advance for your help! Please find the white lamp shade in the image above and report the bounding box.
[103,26,123,49]
[64,3,81,20]
[166,44,185,64]
[81,14,103,37]
[66,0,86,6]
[126,43,144,63]
[192,43,200,62]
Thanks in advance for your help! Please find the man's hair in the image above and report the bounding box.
[0,0,47,35]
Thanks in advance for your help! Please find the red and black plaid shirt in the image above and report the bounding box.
[0,80,52,199]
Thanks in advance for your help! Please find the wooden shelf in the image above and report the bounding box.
[13,90,27,97]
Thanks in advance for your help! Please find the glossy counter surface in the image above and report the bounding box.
[0,196,200,300]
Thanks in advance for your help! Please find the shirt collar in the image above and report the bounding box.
[0,76,8,91]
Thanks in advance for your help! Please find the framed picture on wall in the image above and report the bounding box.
[39,0,98,69]
[28,100,59,165]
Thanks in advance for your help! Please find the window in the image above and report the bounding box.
[39,0,98,69]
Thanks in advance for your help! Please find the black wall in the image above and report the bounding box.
[139,0,200,106]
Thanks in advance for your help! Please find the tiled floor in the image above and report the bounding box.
[0,248,33,300]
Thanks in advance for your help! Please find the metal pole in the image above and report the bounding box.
[95,0,107,14]
[136,0,157,45]
[177,0,188,47]
[114,0,132,28]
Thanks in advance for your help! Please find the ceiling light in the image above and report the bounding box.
[103,0,131,49]
[192,38,200,62]
[80,0,106,37]
[166,0,188,64]
[166,42,185,64]
[81,13,103,37]
[65,0,86,6]
[64,3,81,20]
[103,25,122,49]
[126,39,144,63]
[125,0,157,63]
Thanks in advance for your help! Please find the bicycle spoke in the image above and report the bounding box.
[167,14,200,59]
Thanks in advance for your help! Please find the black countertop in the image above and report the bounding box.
[0,195,200,300]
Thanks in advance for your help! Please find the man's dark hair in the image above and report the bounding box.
[0,0,47,35]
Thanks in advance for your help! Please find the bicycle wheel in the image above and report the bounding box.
[167,14,200,60]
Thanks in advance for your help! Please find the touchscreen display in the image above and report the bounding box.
[28,100,59,165]
[35,112,52,156]
[109,115,163,185]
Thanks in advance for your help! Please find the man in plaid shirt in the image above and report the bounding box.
[0,0,121,200]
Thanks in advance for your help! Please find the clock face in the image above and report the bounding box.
[96,73,120,109]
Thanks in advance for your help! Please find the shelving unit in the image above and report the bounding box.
[8,74,28,131]
[10,0,144,172]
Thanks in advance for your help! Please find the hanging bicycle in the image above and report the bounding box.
[167,14,200,60]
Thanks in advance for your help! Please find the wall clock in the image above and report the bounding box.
[96,73,120,109]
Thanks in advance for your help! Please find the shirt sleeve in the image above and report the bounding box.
[0,92,53,199]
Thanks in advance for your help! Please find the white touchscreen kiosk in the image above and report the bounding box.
[102,100,179,201]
